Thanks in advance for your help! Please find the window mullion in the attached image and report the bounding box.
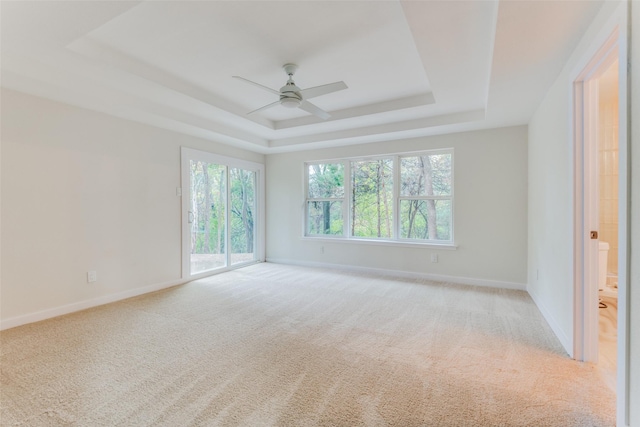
[303,164,309,237]
[393,155,400,239]
[307,197,342,202]
[344,160,351,238]
[225,166,231,268]
[399,195,451,201]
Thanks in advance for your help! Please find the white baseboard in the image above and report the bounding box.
[0,278,187,331]
[1,261,529,331]
[265,258,526,291]
[527,286,572,356]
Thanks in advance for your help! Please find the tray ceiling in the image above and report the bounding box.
[1,1,604,153]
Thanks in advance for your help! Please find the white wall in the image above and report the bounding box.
[527,70,575,351]
[527,1,624,355]
[0,89,264,328]
[527,3,640,423]
[266,126,528,288]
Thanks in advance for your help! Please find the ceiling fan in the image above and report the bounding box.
[233,64,347,120]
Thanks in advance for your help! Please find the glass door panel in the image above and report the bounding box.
[190,160,226,274]
[230,168,256,265]
[182,147,263,278]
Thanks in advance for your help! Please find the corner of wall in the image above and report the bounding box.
[526,284,572,356]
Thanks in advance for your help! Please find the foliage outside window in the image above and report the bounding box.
[190,161,256,273]
[305,150,453,244]
[351,159,393,238]
[229,168,256,264]
[400,153,452,241]
[306,163,345,235]
[190,161,227,270]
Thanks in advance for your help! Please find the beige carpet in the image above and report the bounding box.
[0,263,615,426]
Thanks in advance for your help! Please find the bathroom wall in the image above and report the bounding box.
[598,60,619,281]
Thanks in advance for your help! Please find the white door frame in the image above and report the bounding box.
[570,6,630,425]
[573,35,618,362]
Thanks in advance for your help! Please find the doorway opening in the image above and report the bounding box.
[572,25,629,425]
[181,147,265,279]
[594,57,619,392]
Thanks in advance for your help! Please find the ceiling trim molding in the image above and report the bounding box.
[273,93,436,130]
[66,36,276,130]
[121,109,271,154]
[1,63,270,151]
[269,109,485,149]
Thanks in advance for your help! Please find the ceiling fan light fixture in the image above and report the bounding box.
[281,98,301,108]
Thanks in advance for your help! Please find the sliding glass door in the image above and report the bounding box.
[229,168,256,265]
[182,148,264,278]
[189,160,227,274]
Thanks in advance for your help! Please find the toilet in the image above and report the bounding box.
[598,241,609,289]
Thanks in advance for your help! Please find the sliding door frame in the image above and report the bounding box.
[180,147,265,280]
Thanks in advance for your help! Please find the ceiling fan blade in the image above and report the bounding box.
[233,76,281,96]
[299,81,347,100]
[299,100,331,120]
[248,100,281,115]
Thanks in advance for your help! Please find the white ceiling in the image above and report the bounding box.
[1,0,604,154]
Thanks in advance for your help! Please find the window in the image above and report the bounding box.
[304,149,453,244]
[229,168,256,265]
[399,153,452,241]
[306,163,344,236]
[351,158,393,238]
[189,161,227,273]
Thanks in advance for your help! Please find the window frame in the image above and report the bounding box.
[304,161,347,237]
[397,150,454,243]
[303,148,455,247]
[348,155,395,240]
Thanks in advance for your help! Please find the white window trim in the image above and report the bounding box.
[300,235,458,250]
[304,161,347,237]
[303,148,454,246]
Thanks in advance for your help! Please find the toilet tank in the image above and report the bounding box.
[599,241,609,288]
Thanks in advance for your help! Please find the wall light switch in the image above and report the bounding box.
[176,187,182,197]
[87,271,97,283]
[431,254,438,263]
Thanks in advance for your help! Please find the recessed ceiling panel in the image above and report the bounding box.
[401,0,499,111]
[80,1,432,121]
[0,0,608,153]
[488,0,605,123]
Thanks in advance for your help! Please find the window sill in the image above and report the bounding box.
[301,236,458,250]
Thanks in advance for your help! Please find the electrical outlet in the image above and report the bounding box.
[176,187,182,197]
[87,271,97,283]
[431,254,438,263]
[320,246,325,254]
